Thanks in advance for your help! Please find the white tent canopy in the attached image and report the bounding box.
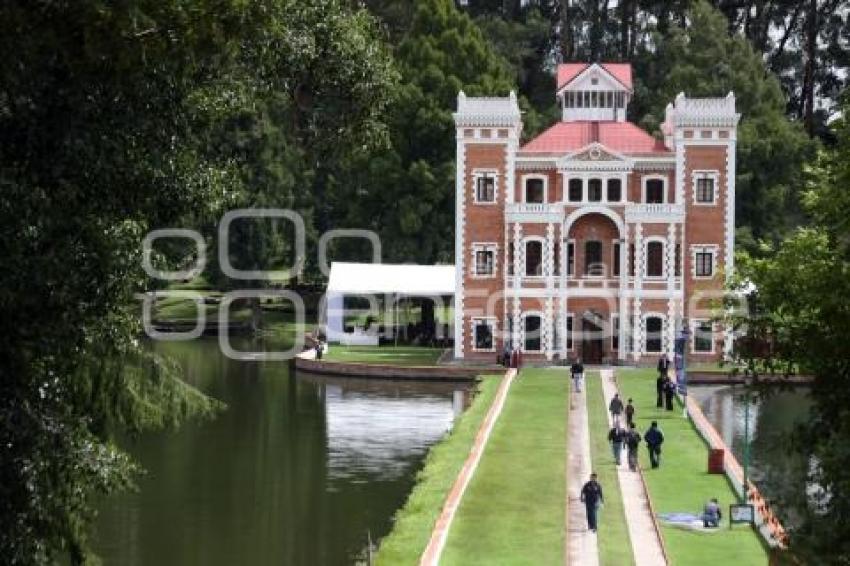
[325,262,455,345]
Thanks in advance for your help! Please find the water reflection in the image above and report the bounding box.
[94,339,465,565]
[692,385,811,526]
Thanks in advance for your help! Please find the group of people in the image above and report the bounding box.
[580,355,723,534]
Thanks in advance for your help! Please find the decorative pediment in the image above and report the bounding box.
[558,143,634,171]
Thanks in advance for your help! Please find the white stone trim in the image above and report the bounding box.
[470,316,498,352]
[471,168,499,204]
[691,169,720,205]
[521,173,548,204]
[470,242,499,279]
[690,244,719,279]
[642,174,668,203]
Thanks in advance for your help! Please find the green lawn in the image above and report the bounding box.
[615,368,769,566]
[375,375,502,565]
[323,345,444,366]
[585,373,635,566]
[440,369,569,565]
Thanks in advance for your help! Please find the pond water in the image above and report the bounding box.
[691,384,812,526]
[94,339,465,565]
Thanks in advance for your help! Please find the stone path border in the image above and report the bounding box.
[599,369,668,566]
[419,368,517,566]
[566,376,600,566]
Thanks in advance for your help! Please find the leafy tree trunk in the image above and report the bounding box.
[801,0,818,135]
[560,0,575,60]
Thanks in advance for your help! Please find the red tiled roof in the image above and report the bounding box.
[520,121,669,155]
[556,63,633,90]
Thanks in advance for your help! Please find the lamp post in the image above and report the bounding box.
[742,374,752,502]
[675,322,690,418]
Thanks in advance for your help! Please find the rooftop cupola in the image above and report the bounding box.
[556,62,633,123]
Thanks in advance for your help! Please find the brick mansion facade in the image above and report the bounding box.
[452,63,739,363]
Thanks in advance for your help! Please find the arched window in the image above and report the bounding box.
[525,240,543,276]
[645,316,663,353]
[646,241,664,277]
[645,179,664,203]
[525,178,545,203]
[524,314,542,351]
[607,179,622,202]
[584,241,603,276]
[588,179,602,202]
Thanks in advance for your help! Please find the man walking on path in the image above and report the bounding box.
[570,358,584,392]
[664,377,676,411]
[580,473,604,533]
[608,393,624,427]
[626,423,642,472]
[608,425,626,465]
[645,421,665,469]
[625,398,635,427]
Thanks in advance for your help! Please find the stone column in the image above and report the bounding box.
[632,222,644,361]
[618,223,629,361]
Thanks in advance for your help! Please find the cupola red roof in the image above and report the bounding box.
[557,63,633,90]
[519,121,668,155]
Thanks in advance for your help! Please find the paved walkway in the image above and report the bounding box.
[419,369,517,566]
[599,369,667,566]
[566,378,600,566]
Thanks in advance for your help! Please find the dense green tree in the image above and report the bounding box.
[0,1,395,563]
[630,1,816,246]
[732,94,850,559]
[336,0,518,264]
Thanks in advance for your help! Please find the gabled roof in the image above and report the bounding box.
[557,63,633,90]
[519,121,669,155]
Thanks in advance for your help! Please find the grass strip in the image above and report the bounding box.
[585,373,636,566]
[440,369,569,565]
[323,345,443,366]
[375,375,502,565]
[616,368,768,566]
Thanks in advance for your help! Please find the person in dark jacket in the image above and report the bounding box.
[644,421,665,468]
[608,393,624,426]
[657,354,671,378]
[580,473,604,532]
[656,374,664,408]
[608,426,627,465]
[625,423,642,471]
[625,398,635,427]
[664,377,676,411]
[570,358,584,392]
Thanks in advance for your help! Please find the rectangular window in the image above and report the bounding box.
[475,249,495,276]
[647,241,664,277]
[645,179,664,203]
[473,318,494,351]
[507,242,514,276]
[693,320,713,353]
[613,242,621,276]
[696,177,715,203]
[567,241,575,276]
[566,315,574,350]
[585,240,603,276]
[629,244,635,276]
[553,242,560,276]
[475,175,495,202]
[588,179,602,202]
[607,178,622,202]
[568,179,583,202]
[612,315,619,351]
[695,251,714,277]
